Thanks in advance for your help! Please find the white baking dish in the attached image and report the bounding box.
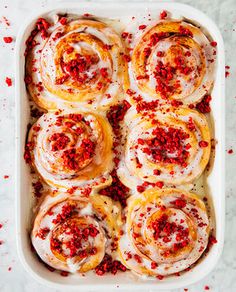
[15,2,225,290]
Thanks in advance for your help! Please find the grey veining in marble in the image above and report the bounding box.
[0,0,235,291]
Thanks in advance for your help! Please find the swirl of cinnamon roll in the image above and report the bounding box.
[32,193,122,273]
[130,21,215,104]
[118,188,209,276]
[25,17,129,110]
[117,107,211,188]
[26,110,113,190]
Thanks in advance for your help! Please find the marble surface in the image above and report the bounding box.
[0,0,235,291]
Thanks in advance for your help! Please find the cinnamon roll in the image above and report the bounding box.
[118,188,209,276]
[117,107,211,188]
[32,193,122,273]
[130,21,215,104]
[26,111,113,190]
[25,17,129,110]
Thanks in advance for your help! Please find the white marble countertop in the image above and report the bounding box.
[0,0,235,291]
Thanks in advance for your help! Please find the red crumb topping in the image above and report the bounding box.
[171,198,187,208]
[208,235,217,245]
[36,227,50,240]
[160,10,167,19]
[59,17,67,25]
[60,271,69,277]
[204,286,210,290]
[5,77,12,86]
[136,181,164,192]
[51,218,100,259]
[3,175,9,179]
[171,100,183,107]
[153,46,193,98]
[199,141,209,148]
[49,133,70,151]
[59,53,100,85]
[228,149,233,154]
[24,142,34,164]
[30,106,44,118]
[95,254,127,275]
[179,26,193,37]
[107,100,131,136]
[210,41,217,47]
[140,126,190,166]
[151,261,158,269]
[196,95,212,113]
[151,213,189,250]
[3,36,13,43]
[24,75,32,85]
[25,18,51,56]
[104,101,131,206]
[99,170,129,207]
[136,99,159,113]
[61,139,95,171]
[139,24,147,30]
[123,54,131,62]
[67,186,78,195]
[156,275,164,280]
[32,180,43,198]
[52,204,76,225]
[148,32,169,47]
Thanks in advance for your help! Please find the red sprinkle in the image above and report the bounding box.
[32,180,43,198]
[36,227,50,240]
[160,10,167,20]
[100,170,129,207]
[5,77,12,87]
[196,95,212,113]
[3,36,13,43]
[95,254,127,275]
[199,141,209,148]
[156,275,164,280]
[59,17,67,25]
[172,198,187,208]
[227,149,233,154]
[209,235,217,245]
[60,271,69,277]
[139,24,147,30]
[210,41,217,47]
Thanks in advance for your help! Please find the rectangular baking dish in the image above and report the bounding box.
[15,2,225,290]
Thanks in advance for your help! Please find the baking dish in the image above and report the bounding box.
[15,2,225,290]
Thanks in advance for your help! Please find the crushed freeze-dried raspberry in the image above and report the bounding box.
[95,254,127,275]
[196,95,212,113]
[36,227,50,240]
[32,180,43,198]
[139,24,147,30]
[140,126,190,166]
[199,141,209,148]
[210,41,217,47]
[160,10,167,19]
[25,18,51,56]
[227,149,233,154]
[5,77,12,87]
[99,170,129,207]
[3,36,13,43]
